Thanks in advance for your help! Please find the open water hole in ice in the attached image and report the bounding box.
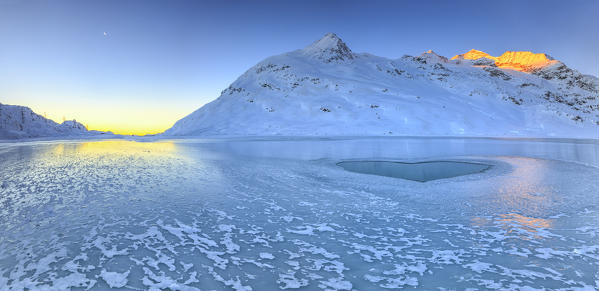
[337,161,492,182]
[1,137,599,290]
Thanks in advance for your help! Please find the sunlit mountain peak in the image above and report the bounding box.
[451,49,559,72]
[451,49,496,61]
[495,51,558,72]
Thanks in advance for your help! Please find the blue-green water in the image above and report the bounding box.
[337,161,491,182]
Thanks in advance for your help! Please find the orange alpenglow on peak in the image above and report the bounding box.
[451,49,559,72]
[495,51,558,72]
[450,49,497,61]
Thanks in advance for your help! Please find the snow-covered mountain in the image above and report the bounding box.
[0,103,102,139]
[165,33,599,138]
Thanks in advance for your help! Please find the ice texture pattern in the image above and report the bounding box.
[1,137,599,290]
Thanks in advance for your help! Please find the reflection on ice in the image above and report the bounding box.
[472,213,554,241]
[496,213,553,239]
[51,140,179,158]
[496,157,555,215]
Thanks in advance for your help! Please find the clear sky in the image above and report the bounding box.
[1,0,597,135]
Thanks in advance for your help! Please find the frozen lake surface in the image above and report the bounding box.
[1,137,599,290]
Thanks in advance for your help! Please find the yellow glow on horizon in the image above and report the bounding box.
[44,114,176,136]
[84,123,171,136]
[17,99,198,136]
[42,116,173,135]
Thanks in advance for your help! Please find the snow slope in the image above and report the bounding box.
[165,33,599,138]
[0,103,104,139]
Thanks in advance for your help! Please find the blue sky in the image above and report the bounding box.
[0,0,597,134]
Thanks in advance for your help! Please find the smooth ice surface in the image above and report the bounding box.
[337,161,491,182]
[1,137,599,290]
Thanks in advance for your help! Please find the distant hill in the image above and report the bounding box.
[0,103,109,139]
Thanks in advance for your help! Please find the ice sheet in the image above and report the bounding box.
[1,138,599,290]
